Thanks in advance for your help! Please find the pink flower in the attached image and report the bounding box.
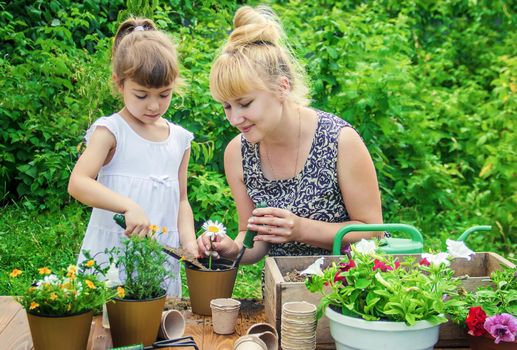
[484,313,517,344]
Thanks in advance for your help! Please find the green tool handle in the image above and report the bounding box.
[332,224,424,255]
[113,213,126,229]
[111,345,144,350]
[242,202,267,249]
[457,225,491,241]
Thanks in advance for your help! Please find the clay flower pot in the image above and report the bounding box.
[107,294,166,347]
[27,310,93,350]
[185,258,238,315]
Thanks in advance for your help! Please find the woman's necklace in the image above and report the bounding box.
[264,107,301,180]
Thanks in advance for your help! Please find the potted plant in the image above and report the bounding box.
[82,225,174,347]
[305,240,462,350]
[185,220,238,315]
[8,264,115,350]
[446,267,517,350]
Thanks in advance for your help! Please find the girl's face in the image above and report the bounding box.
[222,89,283,144]
[118,79,174,124]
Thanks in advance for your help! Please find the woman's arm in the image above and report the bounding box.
[67,126,150,236]
[250,126,383,250]
[198,136,270,264]
[177,148,198,256]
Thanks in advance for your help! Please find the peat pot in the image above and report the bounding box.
[326,306,440,350]
[107,293,166,347]
[185,258,238,315]
[27,310,93,350]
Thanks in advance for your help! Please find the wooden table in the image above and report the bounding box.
[0,296,470,350]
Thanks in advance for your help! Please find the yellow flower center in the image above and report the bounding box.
[208,226,219,233]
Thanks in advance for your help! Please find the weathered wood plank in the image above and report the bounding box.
[0,296,473,349]
[0,306,33,350]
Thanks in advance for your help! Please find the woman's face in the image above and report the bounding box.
[222,89,283,144]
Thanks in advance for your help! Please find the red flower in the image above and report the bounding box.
[373,259,393,272]
[333,271,348,285]
[466,306,487,336]
[339,259,356,272]
[394,261,401,269]
[419,258,430,266]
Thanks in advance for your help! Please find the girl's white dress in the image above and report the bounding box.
[77,113,193,296]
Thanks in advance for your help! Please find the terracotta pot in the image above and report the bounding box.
[468,333,517,350]
[185,258,238,315]
[27,310,93,350]
[107,294,166,347]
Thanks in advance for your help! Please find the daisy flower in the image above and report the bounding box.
[202,220,226,241]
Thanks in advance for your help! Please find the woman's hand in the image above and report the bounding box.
[123,206,150,237]
[197,233,240,259]
[247,207,302,244]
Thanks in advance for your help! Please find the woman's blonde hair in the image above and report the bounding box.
[210,5,309,105]
[112,17,184,92]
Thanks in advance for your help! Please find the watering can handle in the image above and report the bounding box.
[332,224,424,255]
[456,225,491,241]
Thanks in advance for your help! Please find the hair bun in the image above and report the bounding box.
[228,5,282,48]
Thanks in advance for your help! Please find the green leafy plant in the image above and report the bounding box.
[82,226,172,300]
[446,267,517,344]
[7,264,115,316]
[306,241,460,326]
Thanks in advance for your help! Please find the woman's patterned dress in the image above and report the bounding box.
[241,110,353,257]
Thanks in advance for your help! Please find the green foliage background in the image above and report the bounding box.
[0,0,515,296]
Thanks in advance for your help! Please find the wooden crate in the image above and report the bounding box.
[264,252,515,349]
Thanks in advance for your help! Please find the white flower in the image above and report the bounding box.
[446,239,475,260]
[105,263,122,288]
[300,257,325,276]
[36,274,60,288]
[421,252,451,266]
[202,220,226,241]
[354,239,377,255]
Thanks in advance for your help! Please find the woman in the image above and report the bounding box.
[199,5,383,264]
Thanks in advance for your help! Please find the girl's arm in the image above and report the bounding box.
[67,126,150,236]
[250,127,383,250]
[177,148,198,256]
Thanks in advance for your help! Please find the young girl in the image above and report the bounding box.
[199,5,383,264]
[68,17,197,296]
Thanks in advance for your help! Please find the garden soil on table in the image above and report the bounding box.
[165,298,264,316]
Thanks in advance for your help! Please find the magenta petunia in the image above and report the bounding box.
[419,258,430,266]
[484,313,517,344]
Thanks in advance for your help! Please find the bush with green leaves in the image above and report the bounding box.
[0,0,515,296]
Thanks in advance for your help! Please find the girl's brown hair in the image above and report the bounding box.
[112,17,183,91]
[209,5,309,105]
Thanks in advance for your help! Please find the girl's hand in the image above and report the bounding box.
[247,207,302,244]
[123,206,150,237]
[197,233,240,259]
[183,240,201,258]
